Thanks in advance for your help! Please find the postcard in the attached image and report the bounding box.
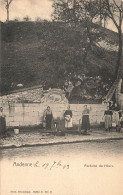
[0,0,123,195]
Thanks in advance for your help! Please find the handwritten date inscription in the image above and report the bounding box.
[13,161,70,170]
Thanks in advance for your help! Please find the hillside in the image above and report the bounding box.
[1,21,122,102]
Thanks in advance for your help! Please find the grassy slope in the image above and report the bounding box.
[1,21,120,96]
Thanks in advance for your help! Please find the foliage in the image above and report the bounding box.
[23,16,31,22]
[1,21,119,100]
[14,17,20,22]
[52,0,101,24]
[35,17,42,22]
[52,0,104,64]
[100,0,123,78]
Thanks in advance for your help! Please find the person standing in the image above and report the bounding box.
[64,105,73,130]
[120,113,123,131]
[81,105,90,134]
[0,107,6,134]
[43,106,53,130]
[112,110,119,128]
[114,104,122,120]
[104,106,113,131]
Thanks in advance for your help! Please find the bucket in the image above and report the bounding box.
[14,128,19,135]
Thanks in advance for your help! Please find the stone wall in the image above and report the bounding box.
[0,88,68,104]
[0,102,106,128]
[1,87,43,103]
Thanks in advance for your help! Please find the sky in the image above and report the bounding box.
[0,0,53,21]
[0,0,123,32]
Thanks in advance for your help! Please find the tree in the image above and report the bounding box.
[52,0,100,24]
[98,0,108,27]
[23,16,31,22]
[102,0,123,79]
[14,17,20,22]
[52,0,104,67]
[52,0,73,23]
[2,0,14,22]
[52,0,123,80]
[35,17,42,22]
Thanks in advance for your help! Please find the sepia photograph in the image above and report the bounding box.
[0,0,123,195]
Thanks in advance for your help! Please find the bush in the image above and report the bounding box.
[23,16,31,22]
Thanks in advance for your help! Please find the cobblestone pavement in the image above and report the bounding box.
[0,129,123,149]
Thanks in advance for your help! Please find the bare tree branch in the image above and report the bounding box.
[8,0,13,6]
[105,0,119,30]
[112,0,121,12]
[2,0,14,21]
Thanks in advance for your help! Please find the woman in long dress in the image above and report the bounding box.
[81,105,90,134]
[111,104,121,131]
[44,106,53,130]
[120,114,123,131]
[64,105,73,130]
[112,111,119,127]
[104,106,113,131]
